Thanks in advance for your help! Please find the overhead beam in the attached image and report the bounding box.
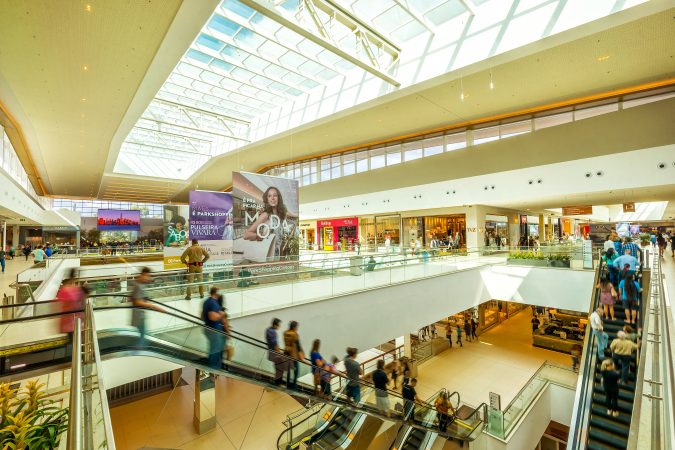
[152,98,251,125]
[392,0,436,34]
[238,0,401,87]
[138,117,250,142]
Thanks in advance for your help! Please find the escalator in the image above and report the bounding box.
[0,302,486,444]
[568,260,650,449]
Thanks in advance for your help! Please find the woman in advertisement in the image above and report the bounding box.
[165,215,188,247]
[244,186,288,258]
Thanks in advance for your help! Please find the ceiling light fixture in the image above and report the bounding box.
[85,4,92,12]
[489,70,494,90]
[83,65,88,71]
[81,98,86,102]
[460,79,465,102]
[597,55,610,62]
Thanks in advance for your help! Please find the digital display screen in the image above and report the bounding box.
[97,209,141,231]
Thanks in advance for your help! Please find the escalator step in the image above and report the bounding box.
[591,405,632,425]
[587,438,622,450]
[588,426,628,448]
[592,393,634,413]
[589,416,630,437]
[593,384,635,402]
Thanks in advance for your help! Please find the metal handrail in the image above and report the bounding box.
[67,318,82,450]
[565,256,604,449]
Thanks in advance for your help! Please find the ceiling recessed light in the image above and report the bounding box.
[597,55,610,62]
[83,65,88,71]
[85,4,92,12]
[81,98,86,102]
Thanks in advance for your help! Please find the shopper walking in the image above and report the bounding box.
[180,239,210,300]
[601,359,621,416]
[531,314,540,333]
[657,233,667,258]
[390,357,400,389]
[283,321,304,390]
[0,248,5,273]
[344,347,362,403]
[372,359,390,416]
[202,287,227,369]
[309,339,325,395]
[618,273,642,325]
[610,331,638,384]
[597,276,617,320]
[265,318,287,386]
[571,344,583,372]
[470,318,478,340]
[463,320,472,343]
[455,323,463,347]
[445,322,453,348]
[589,307,608,359]
[30,245,47,265]
[129,267,164,344]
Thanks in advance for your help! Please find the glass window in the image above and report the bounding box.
[331,155,341,179]
[356,150,369,173]
[343,153,356,176]
[473,126,500,145]
[385,144,401,166]
[500,120,531,138]
[423,135,444,157]
[320,156,331,181]
[573,103,618,121]
[534,111,572,130]
[403,141,423,161]
[370,147,385,170]
[445,132,467,151]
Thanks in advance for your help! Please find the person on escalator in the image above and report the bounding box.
[372,359,390,417]
[320,356,338,398]
[618,273,642,325]
[402,378,421,421]
[435,391,455,434]
[56,269,86,354]
[283,321,304,390]
[129,267,164,345]
[310,339,325,395]
[589,307,608,359]
[344,347,362,404]
[600,359,620,417]
[202,287,227,370]
[265,318,287,386]
[610,331,638,385]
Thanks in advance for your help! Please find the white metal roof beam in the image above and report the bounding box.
[152,98,251,125]
[238,0,401,87]
[459,0,477,16]
[392,0,436,33]
[141,117,251,142]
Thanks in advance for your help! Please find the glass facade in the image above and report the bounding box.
[53,199,163,218]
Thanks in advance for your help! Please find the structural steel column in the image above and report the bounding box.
[194,369,217,434]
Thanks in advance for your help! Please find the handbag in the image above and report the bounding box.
[226,343,235,360]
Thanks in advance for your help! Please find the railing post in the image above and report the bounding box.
[68,318,82,450]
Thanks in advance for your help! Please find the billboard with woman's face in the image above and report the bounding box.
[163,205,189,269]
[232,172,299,272]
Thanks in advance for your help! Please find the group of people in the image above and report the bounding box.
[649,230,675,259]
[445,318,478,348]
[600,236,644,323]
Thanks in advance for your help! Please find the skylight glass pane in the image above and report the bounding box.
[300,79,319,89]
[391,20,425,41]
[409,0,445,13]
[223,0,255,20]
[424,0,467,25]
[372,5,410,33]
[275,27,304,47]
[278,51,309,70]
[258,40,288,60]
[286,87,303,96]
[210,59,235,73]
[265,64,291,80]
[296,39,326,59]
[200,71,223,85]
[281,71,305,85]
[250,12,283,34]
[250,74,273,87]
[197,34,224,52]
[269,81,290,92]
[209,15,240,37]
[316,68,339,81]
[350,0,397,22]
[232,67,255,81]
[242,54,270,71]
[186,49,212,64]
[234,28,266,49]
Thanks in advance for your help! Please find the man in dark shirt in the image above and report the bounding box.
[344,347,362,403]
[202,287,226,369]
[265,318,286,385]
[372,359,390,416]
[402,378,421,420]
[601,360,621,417]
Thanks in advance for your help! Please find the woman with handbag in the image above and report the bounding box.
[283,321,304,390]
[310,339,324,394]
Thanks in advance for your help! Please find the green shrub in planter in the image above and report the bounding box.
[0,380,68,449]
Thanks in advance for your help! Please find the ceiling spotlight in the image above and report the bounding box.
[585,172,592,178]
[85,4,92,12]
[657,162,666,169]
[537,179,542,184]
[596,171,603,176]
[528,180,533,185]
[83,65,88,71]
[489,70,494,90]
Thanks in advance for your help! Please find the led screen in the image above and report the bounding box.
[97,209,141,231]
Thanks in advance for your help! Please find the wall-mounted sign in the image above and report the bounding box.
[623,203,636,213]
[489,392,501,411]
[562,205,593,216]
[317,218,358,228]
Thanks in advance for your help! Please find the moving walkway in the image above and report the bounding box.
[0,301,487,446]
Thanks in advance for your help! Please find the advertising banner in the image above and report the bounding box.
[189,190,233,271]
[232,172,299,273]
[97,209,141,231]
[163,205,190,270]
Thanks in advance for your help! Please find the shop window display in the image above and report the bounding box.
[532,308,587,354]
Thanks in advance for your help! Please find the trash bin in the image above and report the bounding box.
[350,256,364,276]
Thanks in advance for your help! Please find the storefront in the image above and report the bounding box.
[19,226,80,251]
[485,215,508,247]
[299,221,316,250]
[317,217,358,251]
[401,214,467,249]
[375,214,401,252]
[532,308,587,354]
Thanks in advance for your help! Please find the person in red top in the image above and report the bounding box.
[56,269,86,352]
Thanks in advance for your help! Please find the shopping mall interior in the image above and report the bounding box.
[1,1,674,449]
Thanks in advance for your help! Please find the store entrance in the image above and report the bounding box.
[321,227,334,251]
[336,225,357,251]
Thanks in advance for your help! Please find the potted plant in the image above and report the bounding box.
[0,380,69,449]
[548,253,571,268]
[507,251,548,266]
[639,233,651,247]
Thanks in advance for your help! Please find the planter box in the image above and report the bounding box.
[506,259,549,267]
[548,260,571,268]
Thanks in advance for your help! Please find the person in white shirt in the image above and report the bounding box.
[589,306,608,358]
[603,235,615,253]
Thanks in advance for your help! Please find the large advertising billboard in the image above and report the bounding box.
[163,205,189,269]
[189,190,233,270]
[232,172,299,272]
[97,209,141,231]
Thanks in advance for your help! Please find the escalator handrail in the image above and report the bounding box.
[275,404,326,450]
[566,256,605,449]
[92,304,433,407]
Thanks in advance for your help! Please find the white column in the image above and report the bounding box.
[2,221,6,252]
